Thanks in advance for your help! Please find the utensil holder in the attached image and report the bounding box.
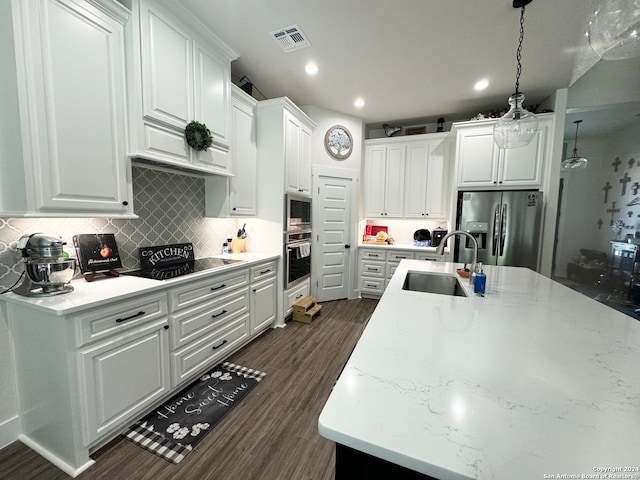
[231,238,246,253]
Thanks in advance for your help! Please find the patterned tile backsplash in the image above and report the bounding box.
[0,165,238,290]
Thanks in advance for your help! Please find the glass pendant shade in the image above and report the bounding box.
[587,0,640,60]
[493,92,539,149]
[561,120,588,171]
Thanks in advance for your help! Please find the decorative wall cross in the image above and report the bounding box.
[597,218,603,230]
[629,158,636,169]
[633,182,640,195]
[612,157,621,171]
[603,181,612,203]
[607,202,620,227]
[620,172,631,195]
[629,210,634,218]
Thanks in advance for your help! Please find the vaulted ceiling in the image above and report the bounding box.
[181,0,599,126]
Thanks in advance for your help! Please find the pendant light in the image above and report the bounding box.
[587,0,640,60]
[493,0,538,149]
[561,120,588,171]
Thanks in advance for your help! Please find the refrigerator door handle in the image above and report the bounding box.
[499,204,507,256]
[492,204,501,256]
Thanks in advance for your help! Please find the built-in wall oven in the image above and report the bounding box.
[286,193,311,232]
[285,230,311,288]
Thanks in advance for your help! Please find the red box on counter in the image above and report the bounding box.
[364,225,388,236]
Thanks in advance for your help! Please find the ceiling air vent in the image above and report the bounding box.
[269,24,311,52]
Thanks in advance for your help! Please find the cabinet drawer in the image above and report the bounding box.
[76,293,168,347]
[359,249,385,260]
[171,313,249,387]
[169,268,249,311]
[285,280,309,313]
[250,260,276,282]
[386,251,415,262]
[170,289,249,350]
[360,261,385,278]
[360,277,384,294]
[415,252,441,261]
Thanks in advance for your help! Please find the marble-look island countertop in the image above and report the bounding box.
[319,260,640,479]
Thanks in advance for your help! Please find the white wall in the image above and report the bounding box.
[300,105,363,172]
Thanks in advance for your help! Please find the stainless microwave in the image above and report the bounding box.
[285,193,311,232]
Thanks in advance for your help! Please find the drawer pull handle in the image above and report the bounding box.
[210,284,227,292]
[366,268,377,272]
[396,256,406,259]
[259,269,271,274]
[295,294,303,300]
[211,309,228,318]
[212,339,228,350]
[115,311,145,323]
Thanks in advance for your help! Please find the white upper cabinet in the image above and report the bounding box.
[285,110,313,195]
[256,97,316,201]
[128,0,237,175]
[364,144,405,218]
[364,133,451,219]
[454,114,553,189]
[0,0,133,217]
[205,85,258,217]
[404,136,450,218]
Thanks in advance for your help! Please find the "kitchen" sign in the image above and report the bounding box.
[139,243,194,270]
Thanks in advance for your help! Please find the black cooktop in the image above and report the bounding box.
[121,257,245,281]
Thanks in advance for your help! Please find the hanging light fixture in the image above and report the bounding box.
[493,0,538,149]
[561,120,588,171]
[587,0,640,60]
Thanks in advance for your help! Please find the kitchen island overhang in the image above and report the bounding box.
[319,260,640,479]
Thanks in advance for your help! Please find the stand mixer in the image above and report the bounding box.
[14,233,76,297]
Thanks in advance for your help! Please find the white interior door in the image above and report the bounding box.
[314,168,356,302]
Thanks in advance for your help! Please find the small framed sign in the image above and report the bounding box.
[139,243,194,270]
[73,233,122,273]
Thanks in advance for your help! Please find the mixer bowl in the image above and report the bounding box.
[25,258,76,290]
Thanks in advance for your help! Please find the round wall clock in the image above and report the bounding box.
[324,125,353,160]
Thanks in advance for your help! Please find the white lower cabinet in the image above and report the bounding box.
[285,278,310,316]
[359,248,445,298]
[250,260,277,334]
[6,258,278,477]
[80,318,170,444]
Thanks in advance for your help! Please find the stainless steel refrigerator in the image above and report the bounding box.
[454,190,543,270]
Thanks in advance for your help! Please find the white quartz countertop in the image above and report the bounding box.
[319,260,640,479]
[0,252,278,315]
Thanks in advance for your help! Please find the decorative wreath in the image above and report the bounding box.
[185,120,213,151]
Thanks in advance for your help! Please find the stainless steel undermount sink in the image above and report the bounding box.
[402,271,468,297]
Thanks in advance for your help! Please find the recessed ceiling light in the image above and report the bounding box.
[305,62,318,76]
[354,98,365,108]
[474,79,489,91]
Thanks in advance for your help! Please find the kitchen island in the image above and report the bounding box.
[319,260,640,479]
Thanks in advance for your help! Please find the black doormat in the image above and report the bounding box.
[125,362,266,464]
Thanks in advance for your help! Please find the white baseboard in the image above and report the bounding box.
[18,434,95,478]
[0,414,20,450]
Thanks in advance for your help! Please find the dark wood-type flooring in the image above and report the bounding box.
[0,298,378,480]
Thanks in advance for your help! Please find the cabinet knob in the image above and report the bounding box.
[164,325,169,330]
[345,244,351,249]
[122,200,129,206]
[232,207,236,211]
